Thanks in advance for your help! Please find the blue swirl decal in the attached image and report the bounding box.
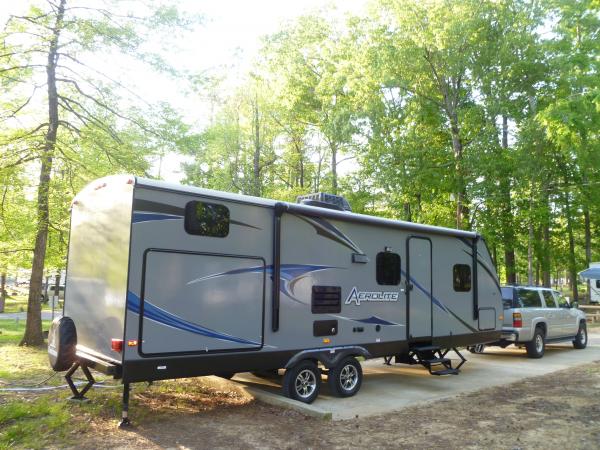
[127,291,260,346]
[350,316,400,326]
[187,264,339,304]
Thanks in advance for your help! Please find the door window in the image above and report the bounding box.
[554,292,569,308]
[376,252,401,285]
[542,290,557,308]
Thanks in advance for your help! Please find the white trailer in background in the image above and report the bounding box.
[580,263,600,304]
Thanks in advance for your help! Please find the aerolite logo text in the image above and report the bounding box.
[345,286,399,305]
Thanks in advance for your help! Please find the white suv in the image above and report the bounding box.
[472,286,587,358]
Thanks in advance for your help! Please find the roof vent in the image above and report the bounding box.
[296,192,352,212]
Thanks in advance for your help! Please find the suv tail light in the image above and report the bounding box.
[513,312,522,328]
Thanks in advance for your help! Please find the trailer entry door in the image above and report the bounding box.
[407,237,433,339]
[139,250,264,355]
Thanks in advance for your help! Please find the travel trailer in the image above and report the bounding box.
[581,263,600,304]
[48,175,503,426]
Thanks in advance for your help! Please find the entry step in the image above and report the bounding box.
[411,345,440,353]
[431,368,459,376]
[423,357,450,365]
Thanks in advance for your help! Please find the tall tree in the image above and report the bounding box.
[1,0,198,345]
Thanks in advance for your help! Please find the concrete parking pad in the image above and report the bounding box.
[233,333,600,420]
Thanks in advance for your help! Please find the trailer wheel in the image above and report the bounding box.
[468,344,485,354]
[328,356,362,397]
[283,360,321,403]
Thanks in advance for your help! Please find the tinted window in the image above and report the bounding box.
[376,252,401,285]
[184,201,229,237]
[596,280,600,289]
[501,287,515,309]
[517,288,542,307]
[453,264,471,292]
[542,291,557,308]
[554,292,569,308]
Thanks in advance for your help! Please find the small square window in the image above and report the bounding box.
[453,264,471,292]
[376,252,401,285]
[184,201,229,237]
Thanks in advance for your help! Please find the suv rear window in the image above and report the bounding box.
[516,288,542,307]
[501,287,515,309]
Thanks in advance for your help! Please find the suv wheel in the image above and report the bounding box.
[526,327,545,358]
[573,322,587,349]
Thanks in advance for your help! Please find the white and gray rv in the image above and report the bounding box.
[580,263,600,304]
[48,175,502,426]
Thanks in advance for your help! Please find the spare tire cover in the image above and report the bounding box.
[48,316,77,371]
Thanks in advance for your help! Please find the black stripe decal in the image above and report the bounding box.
[133,198,184,216]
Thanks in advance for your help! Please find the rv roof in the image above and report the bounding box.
[135,176,478,239]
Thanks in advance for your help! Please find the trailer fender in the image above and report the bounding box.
[284,346,371,370]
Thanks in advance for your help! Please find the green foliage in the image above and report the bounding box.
[182,0,599,296]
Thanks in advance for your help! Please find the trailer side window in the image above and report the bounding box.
[184,201,229,237]
[376,252,401,285]
[453,264,471,292]
[596,280,600,289]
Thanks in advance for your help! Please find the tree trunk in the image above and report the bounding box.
[252,95,261,197]
[527,193,534,286]
[0,272,6,313]
[403,202,412,222]
[542,219,551,287]
[330,142,337,194]
[564,190,579,302]
[449,114,468,229]
[21,0,65,346]
[584,189,591,302]
[501,116,516,284]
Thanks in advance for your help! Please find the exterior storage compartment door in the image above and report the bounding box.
[139,250,264,355]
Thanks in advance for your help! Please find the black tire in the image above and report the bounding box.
[328,356,362,397]
[283,360,321,404]
[216,372,236,379]
[467,344,485,354]
[525,327,545,358]
[48,316,77,371]
[573,322,588,349]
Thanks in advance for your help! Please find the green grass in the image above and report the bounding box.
[0,320,51,345]
[0,396,73,450]
[1,294,56,314]
[0,319,252,448]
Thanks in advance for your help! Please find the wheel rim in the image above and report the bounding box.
[535,334,543,353]
[295,369,317,399]
[339,364,359,391]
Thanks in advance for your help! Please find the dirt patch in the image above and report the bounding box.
[62,362,600,450]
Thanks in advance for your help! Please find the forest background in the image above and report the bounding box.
[0,0,598,345]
